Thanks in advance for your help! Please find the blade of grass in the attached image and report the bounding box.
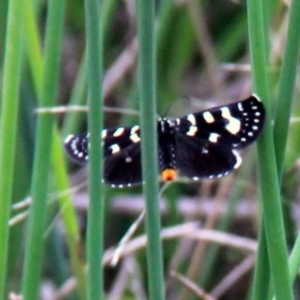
[286,97,300,169]
[289,229,300,282]
[21,0,66,299]
[0,0,8,65]
[51,133,87,298]
[24,0,87,297]
[84,0,104,299]
[247,0,293,299]
[272,0,300,285]
[137,1,165,299]
[24,0,43,90]
[6,85,35,288]
[0,0,24,297]
[251,223,270,300]
[273,0,300,181]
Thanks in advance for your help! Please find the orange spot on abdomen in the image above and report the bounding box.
[161,168,177,181]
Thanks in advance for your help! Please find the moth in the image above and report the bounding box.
[64,94,265,187]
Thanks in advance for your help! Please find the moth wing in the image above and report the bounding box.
[175,132,241,179]
[104,142,142,187]
[176,95,265,149]
[64,133,89,164]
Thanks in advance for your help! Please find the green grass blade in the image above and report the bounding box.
[0,0,24,297]
[84,0,104,299]
[286,98,300,284]
[51,133,87,298]
[247,0,293,299]
[21,0,66,299]
[273,0,300,181]
[24,0,43,91]
[251,225,271,300]
[0,0,8,65]
[289,232,300,282]
[272,0,300,286]
[24,0,87,297]
[137,1,165,299]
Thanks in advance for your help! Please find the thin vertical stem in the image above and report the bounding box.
[84,0,104,299]
[273,0,300,286]
[0,0,24,297]
[247,0,293,298]
[273,0,300,181]
[21,0,66,299]
[137,0,165,299]
[24,0,87,296]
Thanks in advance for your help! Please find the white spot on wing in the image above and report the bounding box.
[113,128,125,137]
[252,93,261,102]
[233,150,242,169]
[126,157,132,163]
[237,103,244,111]
[110,144,120,154]
[102,130,107,138]
[203,111,215,123]
[202,147,208,154]
[131,125,139,134]
[221,107,241,134]
[221,107,231,119]
[186,126,197,136]
[130,133,140,143]
[64,134,75,144]
[167,119,175,127]
[187,114,196,125]
[208,133,220,143]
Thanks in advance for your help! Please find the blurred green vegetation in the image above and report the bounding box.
[0,0,299,299]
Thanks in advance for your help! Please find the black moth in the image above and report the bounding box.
[64,94,265,188]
